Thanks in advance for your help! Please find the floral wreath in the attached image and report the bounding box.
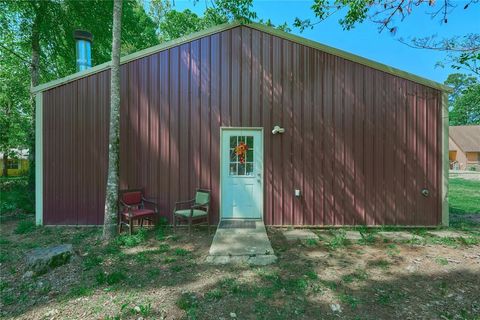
[234,141,249,164]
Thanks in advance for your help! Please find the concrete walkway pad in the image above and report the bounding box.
[207,220,276,265]
[283,229,319,241]
[344,231,362,241]
[378,231,423,241]
[427,230,468,238]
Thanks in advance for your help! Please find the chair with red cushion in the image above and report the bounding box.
[118,188,158,235]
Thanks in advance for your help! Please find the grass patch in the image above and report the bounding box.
[341,269,368,283]
[176,292,198,318]
[303,238,319,247]
[326,230,349,250]
[367,259,391,270]
[173,248,190,256]
[386,243,400,256]
[0,177,34,216]
[449,178,480,215]
[115,228,147,247]
[14,220,36,234]
[83,255,103,270]
[95,271,126,286]
[435,257,449,266]
[68,285,94,298]
[205,288,223,300]
[339,293,360,309]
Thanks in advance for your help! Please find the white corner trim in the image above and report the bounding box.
[35,92,43,226]
[441,92,449,226]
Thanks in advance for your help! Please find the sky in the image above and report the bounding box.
[163,0,479,84]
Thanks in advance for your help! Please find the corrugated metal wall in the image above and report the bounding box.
[43,26,442,226]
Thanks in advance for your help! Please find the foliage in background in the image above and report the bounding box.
[0,32,30,176]
[294,1,479,81]
[0,177,34,215]
[445,73,480,125]
[155,0,288,42]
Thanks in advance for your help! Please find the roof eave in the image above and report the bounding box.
[246,22,452,93]
[31,21,242,94]
[31,20,452,94]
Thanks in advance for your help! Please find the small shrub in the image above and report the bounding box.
[205,288,223,300]
[131,303,152,317]
[459,236,480,246]
[327,230,348,250]
[358,231,376,245]
[341,269,368,283]
[174,248,190,256]
[170,265,183,272]
[96,271,126,285]
[164,256,177,263]
[367,259,391,270]
[435,257,449,266]
[0,251,9,263]
[14,220,36,234]
[156,227,166,241]
[304,238,318,247]
[1,292,15,305]
[68,285,93,297]
[285,278,308,293]
[339,293,360,309]
[176,292,198,310]
[158,243,170,253]
[386,243,400,256]
[135,252,152,264]
[305,270,318,280]
[220,278,241,294]
[115,228,147,247]
[84,255,103,270]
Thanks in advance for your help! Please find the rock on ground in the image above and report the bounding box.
[26,244,74,274]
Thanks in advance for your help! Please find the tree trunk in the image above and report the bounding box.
[103,0,123,240]
[28,2,42,195]
[2,154,8,177]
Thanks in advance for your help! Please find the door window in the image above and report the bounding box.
[229,135,254,176]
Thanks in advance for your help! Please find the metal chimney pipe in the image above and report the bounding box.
[74,30,93,72]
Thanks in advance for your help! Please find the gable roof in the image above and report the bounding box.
[31,21,452,94]
[449,125,480,152]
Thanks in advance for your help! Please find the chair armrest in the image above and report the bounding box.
[175,199,195,205]
[119,200,133,210]
[142,197,158,213]
[142,197,157,205]
[192,202,209,209]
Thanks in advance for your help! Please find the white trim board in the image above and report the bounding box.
[219,127,264,221]
[35,92,43,226]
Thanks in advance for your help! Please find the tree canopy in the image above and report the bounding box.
[445,74,480,125]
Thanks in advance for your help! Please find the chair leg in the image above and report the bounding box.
[140,218,144,228]
[129,219,133,235]
[188,218,192,236]
[207,217,210,235]
[173,215,177,234]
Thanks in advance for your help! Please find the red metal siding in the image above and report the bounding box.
[43,26,442,226]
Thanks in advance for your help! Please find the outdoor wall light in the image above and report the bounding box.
[272,125,285,135]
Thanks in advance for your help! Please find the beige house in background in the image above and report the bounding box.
[449,125,480,171]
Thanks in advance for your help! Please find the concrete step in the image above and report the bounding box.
[207,220,277,265]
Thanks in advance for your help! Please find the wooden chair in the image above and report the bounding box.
[173,189,211,235]
[118,188,158,235]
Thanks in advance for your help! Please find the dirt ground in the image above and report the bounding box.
[1,217,479,320]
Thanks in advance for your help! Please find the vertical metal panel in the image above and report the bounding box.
[43,70,109,225]
[42,25,442,226]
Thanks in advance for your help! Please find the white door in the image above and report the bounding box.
[221,128,263,219]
